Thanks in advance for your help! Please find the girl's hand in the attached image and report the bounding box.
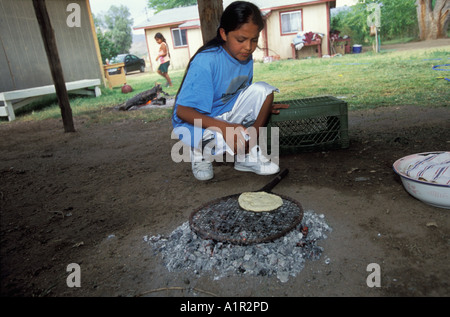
[272,103,289,114]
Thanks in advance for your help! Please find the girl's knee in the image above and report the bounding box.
[250,82,278,96]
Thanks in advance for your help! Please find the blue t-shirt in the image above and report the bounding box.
[172,46,253,148]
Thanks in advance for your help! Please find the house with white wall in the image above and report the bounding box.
[134,0,338,72]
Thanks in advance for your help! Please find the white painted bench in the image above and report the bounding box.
[0,79,102,121]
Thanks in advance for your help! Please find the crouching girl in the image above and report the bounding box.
[172,1,287,180]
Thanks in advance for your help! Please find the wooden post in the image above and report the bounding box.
[197,0,223,44]
[375,27,380,53]
[32,0,75,132]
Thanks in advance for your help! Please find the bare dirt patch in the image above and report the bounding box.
[362,38,450,52]
[1,41,449,298]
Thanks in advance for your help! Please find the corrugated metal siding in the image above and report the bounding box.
[0,0,102,92]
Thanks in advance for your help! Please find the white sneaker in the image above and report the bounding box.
[191,148,214,181]
[234,146,280,175]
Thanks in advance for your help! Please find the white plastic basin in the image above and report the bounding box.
[393,152,450,209]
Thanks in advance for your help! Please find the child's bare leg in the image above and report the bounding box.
[234,91,280,175]
[163,73,172,86]
[252,92,274,132]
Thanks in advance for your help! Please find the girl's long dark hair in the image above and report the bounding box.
[154,32,166,43]
[175,1,264,99]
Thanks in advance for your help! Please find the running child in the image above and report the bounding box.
[154,32,173,87]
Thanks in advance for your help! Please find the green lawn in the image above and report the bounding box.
[255,47,449,110]
[6,44,449,125]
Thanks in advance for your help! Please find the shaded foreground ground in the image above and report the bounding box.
[1,104,449,297]
[1,40,449,298]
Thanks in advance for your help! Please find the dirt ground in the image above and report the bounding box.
[0,40,449,298]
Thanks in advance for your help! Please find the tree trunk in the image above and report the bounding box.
[416,0,450,40]
[197,0,223,44]
[32,0,75,132]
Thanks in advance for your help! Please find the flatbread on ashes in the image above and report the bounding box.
[238,191,283,212]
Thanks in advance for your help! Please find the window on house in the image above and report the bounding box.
[172,28,187,47]
[280,10,302,34]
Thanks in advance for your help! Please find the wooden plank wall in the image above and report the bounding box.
[0,0,102,92]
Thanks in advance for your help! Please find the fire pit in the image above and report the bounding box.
[146,210,332,283]
[146,170,332,282]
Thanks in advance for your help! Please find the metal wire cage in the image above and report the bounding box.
[268,96,349,153]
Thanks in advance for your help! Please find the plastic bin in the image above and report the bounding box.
[352,44,362,53]
[267,96,349,153]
